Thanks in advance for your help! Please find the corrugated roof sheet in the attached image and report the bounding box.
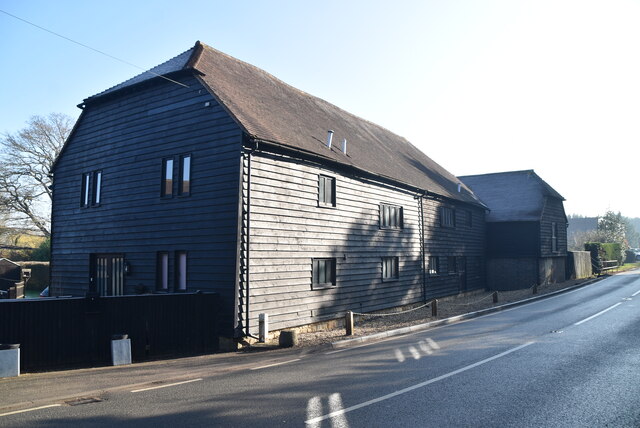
[86,41,485,207]
[459,170,565,222]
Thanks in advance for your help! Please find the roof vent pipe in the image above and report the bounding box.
[341,138,347,154]
[327,130,334,148]
[457,183,462,193]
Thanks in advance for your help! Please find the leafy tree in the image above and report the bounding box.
[598,211,627,246]
[29,238,50,261]
[0,113,73,237]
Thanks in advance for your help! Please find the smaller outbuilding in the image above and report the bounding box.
[0,258,24,299]
[460,170,568,290]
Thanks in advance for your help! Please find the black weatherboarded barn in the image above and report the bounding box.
[51,41,487,341]
[460,170,568,290]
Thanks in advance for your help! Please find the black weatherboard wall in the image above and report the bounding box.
[50,73,242,334]
[52,41,490,340]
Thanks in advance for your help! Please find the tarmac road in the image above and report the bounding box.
[2,270,640,427]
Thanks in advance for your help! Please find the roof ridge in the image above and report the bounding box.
[194,42,414,143]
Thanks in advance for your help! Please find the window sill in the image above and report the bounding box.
[311,284,337,290]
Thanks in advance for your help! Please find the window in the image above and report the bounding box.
[428,256,440,275]
[380,204,403,229]
[551,222,558,252]
[81,170,102,208]
[440,207,455,227]
[318,175,336,207]
[156,252,169,291]
[176,251,187,291]
[92,171,102,205]
[382,257,399,281]
[179,155,191,196]
[162,158,174,197]
[448,256,458,274]
[461,210,472,227]
[81,173,91,207]
[312,258,336,288]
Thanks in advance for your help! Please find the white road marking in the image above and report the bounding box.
[305,342,535,425]
[306,396,323,428]
[574,303,622,326]
[408,346,421,360]
[632,289,640,297]
[249,358,301,371]
[131,378,202,393]
[328,393,350,428]
[426,337,440,350]
[0,404,62,417]
[418,340,433,355]
[394,349,405,362]
[325,337,397,355]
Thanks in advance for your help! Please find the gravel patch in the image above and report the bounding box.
[243,278,597,351]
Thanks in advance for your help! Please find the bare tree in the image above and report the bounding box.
[0,113,73,237]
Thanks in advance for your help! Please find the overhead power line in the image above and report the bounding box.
[0,9,189,89]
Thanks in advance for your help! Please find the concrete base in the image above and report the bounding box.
[0,348,20,378]
[111,339,132,366]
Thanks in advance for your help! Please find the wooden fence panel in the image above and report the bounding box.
[0,293,220,371]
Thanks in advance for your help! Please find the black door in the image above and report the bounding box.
[91,254,124,296]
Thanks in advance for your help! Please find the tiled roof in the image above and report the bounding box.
[459,170,565,222]
[86,41,485,207]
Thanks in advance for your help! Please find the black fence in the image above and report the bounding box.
[0,292,220,372]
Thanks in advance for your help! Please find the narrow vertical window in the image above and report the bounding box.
[312,258,336,288]
[318,175,336,207]
[81,173,91,207]
[551,222,558,252]
[382,257,399,281]
[176,251,187,291]
[179,155,191,196]
[162,158,174,197]
[440,207,455,227]
[92,171,102,205]
[157,252,169,291]
[428,256,440,275]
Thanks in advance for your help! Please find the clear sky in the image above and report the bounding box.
[1,0,639,217]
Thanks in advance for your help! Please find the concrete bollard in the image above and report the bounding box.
[111,334,131,366]
[492,291,498,303]
[431,299,438,317]
[279,330,298,348]
[345,311,354,336]
[259,313,269,343]
[0,344,20,378]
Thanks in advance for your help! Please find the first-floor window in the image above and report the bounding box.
[318,175,336,207]
[156,252,169,291]
[428,256,440,275]
[382,256,399,281]
[312,258,336,288]
[440,207,455,227]
[380,204,403,229]
[81,170,102,207]
[162,158,174,197]
[92,171,102,205]
[176,251,187,291]
[179,155,191,196]
[81,173,91,207]
[551,222,558,252]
